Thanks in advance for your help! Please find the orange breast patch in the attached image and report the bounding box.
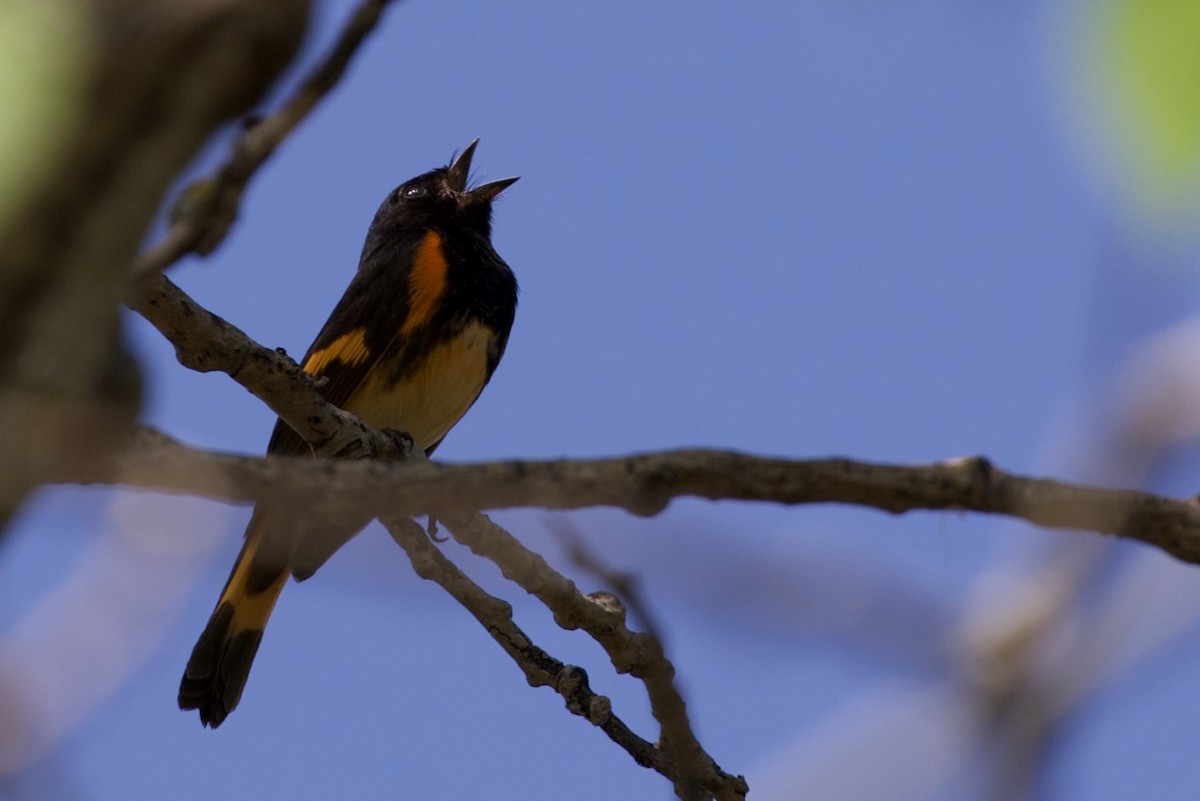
[402,230,449,335]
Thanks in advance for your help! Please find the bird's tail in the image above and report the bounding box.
[179,513,287,728]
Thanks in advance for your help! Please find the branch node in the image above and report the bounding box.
[630,466,675,517]
[585,590,627,624]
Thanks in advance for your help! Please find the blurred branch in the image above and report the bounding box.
[0,0,310,535]
[961,558,1096,801]
[0,493,227,776]
[741,314,1200,800]
[958,315,1200,801]
[551,516,665,635]
[75,426,1200,565]
[130,0,402,280]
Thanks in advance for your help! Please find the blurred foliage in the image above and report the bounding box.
[1082,0,1200,238]
[0,0,90,232]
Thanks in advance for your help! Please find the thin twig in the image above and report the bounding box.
[549,517,742,801]
[443,513,748,800]
[382,517,673,776]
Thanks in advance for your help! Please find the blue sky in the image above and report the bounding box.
[5,1,1200,799]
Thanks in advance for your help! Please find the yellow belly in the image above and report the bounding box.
[341,321,493,452]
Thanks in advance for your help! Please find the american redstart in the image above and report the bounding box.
[179,140,518,727]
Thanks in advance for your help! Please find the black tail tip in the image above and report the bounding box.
[178,683,230,728]
[178,601,264,729]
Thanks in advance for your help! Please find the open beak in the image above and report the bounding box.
[446,138,479,193]
[448,138,519,201]
[467,175,519,202]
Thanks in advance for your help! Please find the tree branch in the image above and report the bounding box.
[384,511,747,797]
[77,427,1200,565]
[127,276,413,462]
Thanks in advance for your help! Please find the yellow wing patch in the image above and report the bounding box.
[303,328,371,376]
[401,230,449,335]
[344,321,494,452]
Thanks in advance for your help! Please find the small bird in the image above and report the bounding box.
[179,140,519,727]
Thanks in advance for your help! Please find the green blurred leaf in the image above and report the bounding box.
[0,1,91,231]
[1089,0,1200,227]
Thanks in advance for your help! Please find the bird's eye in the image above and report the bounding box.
[401,185,427,199]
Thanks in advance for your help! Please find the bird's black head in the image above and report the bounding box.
[366,139,518,247]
